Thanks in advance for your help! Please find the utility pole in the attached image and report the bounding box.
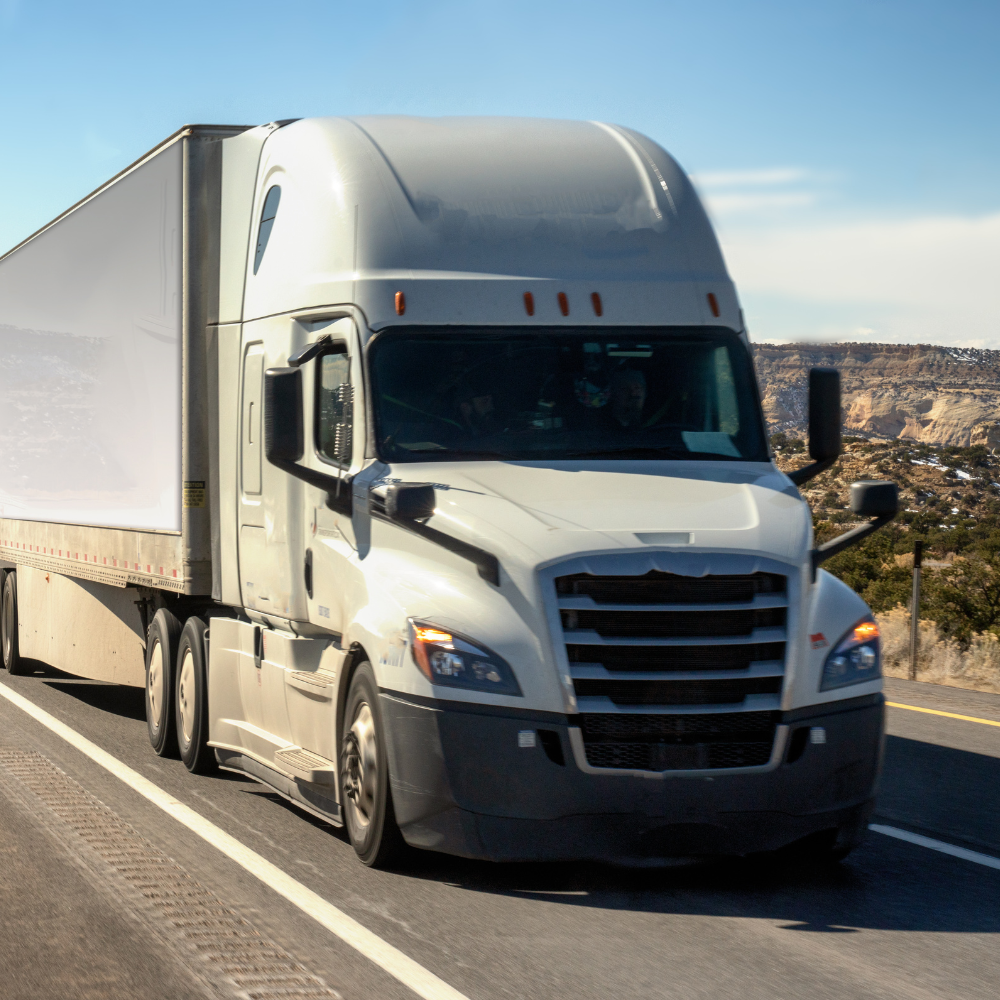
[909,540,923,681]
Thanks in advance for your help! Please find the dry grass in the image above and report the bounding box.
[877,604,1000,694]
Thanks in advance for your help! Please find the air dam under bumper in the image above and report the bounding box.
[380,692,885,862]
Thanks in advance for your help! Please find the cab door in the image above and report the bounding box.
[237,317,309,747]
[300,318,363,639]
[237,343,266,730]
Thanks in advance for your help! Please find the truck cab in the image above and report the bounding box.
[200,116,890,865]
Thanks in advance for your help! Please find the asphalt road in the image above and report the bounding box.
[0,665,997,1000]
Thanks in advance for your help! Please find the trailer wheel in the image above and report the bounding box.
[340,662,405,867]
[145,608,182,755]
[175,617,215,774]
[1,571,25,675]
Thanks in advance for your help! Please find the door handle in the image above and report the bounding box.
[304,548,313,599]
[253,625,263,670]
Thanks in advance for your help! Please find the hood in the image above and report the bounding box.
[387,459,811,571]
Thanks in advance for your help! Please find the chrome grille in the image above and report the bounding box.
[554,567,789,772]
[556,570,786,605]
[561,606,785,638]
[565,641,785,672]
[572,676,782,706]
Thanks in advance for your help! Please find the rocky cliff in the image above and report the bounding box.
[752,342,1000,449]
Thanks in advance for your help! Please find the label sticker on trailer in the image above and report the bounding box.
[810,633,828,649]
[183,481,206,508]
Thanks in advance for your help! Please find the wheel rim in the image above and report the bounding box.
[2,583,11,666]
[147,639,164,731]
[177,648,196,747]
[342,702,379,837]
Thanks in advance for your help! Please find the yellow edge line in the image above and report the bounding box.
[886,701,1000,728]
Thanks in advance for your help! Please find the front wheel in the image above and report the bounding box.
[175,617,215,774]
[340,662,405,867]
[1,571,26,675]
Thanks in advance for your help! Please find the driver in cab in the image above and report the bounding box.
[607,368,647,430]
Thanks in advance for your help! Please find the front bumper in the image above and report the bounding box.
[380,691,885,862]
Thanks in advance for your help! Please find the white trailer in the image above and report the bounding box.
[0,117,897,866]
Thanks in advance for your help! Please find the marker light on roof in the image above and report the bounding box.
[707,292,720,317]
[523,292,535,316]
[557,292,569,316]
[591,292,603,317]
[395,291,406,316]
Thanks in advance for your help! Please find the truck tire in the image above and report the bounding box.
[145,608,182,756]
[1,571,25,675]
[175,617,215,774]
[340,662,405,867]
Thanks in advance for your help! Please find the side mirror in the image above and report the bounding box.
[807,367,841,462]
[385,483,436,521]
[264,368,304,464]
[813,479,899,576]
[850,480,898,518]
[263,364,351,514]
[788,367,841,485]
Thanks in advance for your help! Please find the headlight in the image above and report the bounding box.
[408,620,522,696]
[820,617,881,691]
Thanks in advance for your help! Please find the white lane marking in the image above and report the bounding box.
[870,824,1000,870]
[0,681,470,1000]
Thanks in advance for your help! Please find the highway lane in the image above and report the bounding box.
[0,663,997,1000]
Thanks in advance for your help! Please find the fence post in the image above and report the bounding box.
[909,540,923,681]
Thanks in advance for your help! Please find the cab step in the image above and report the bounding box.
[286,670,337,698]
[274,746,337,784]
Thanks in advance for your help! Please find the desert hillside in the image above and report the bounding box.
[752,342,1000,449]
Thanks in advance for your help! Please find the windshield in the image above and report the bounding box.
[369,327,768,463]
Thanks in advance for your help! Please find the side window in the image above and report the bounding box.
[253,185,281,274]
[316,347,353,467]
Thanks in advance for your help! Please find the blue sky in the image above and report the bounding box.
[2,0,998,347]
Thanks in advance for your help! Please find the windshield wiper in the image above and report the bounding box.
[564,446,691,459]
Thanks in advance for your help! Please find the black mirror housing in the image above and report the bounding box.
[264,368,304,464]
[787,367,842,486]
[263,365,351,514]
[808,367,841,462]
[812,479,899,577]
[850,480,898,518]
[386,483,436,521]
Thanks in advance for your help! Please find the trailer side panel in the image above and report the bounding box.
[0,142,184,532]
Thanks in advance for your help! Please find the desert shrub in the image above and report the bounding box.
[923,540,1000,645]
[877,605,1000,693]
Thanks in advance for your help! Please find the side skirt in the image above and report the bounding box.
[215,748,343,827]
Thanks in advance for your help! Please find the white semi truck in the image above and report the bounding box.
[0,117,897,866]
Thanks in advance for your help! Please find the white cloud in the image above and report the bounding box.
[691,167,809,188]
[703,191,816,215]
[693,164,1000,347]
[692,166,831,222]
[720,212,1000,348]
